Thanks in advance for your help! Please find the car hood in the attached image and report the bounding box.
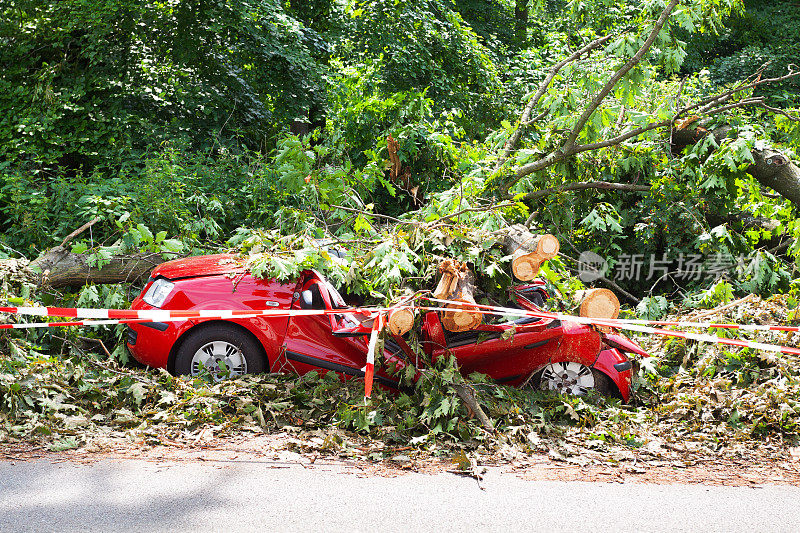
[151,254,248,280]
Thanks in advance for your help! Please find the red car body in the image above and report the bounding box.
[126,254,646,401]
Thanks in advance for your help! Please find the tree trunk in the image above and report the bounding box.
[503,224,559,281]
[433,260,482,332]
[24,247,164,288]
[672,122,800,206]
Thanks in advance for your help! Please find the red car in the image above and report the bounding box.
[126,254,647,401]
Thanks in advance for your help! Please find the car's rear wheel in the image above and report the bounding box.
[532,361,614,397]
[174,324,266,380]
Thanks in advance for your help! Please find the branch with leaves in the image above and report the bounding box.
[493,0,800,204]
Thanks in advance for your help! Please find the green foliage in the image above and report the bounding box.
[683,1,800,105]
[0,0,326,169]
[337,0,504,138]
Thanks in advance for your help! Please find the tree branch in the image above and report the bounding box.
[760,103,800,122]
[560,0,680,151]
[496,10,799,201]
[59,217,101,248]
[572,120,671,153]
[433,202,516,224]
[681,66,800,118]
[518,181,650,202]
[330,205,420,226]
[510,1,678,183]
[494,34,614,170]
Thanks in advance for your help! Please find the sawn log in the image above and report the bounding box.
[433,259,482,332]
[503,224,560,281]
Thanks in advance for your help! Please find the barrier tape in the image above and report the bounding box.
[3,297,799,375]
[0,314,272,330]
[605,317,799,333]
[0,306,383,321]
[422,298,800,356]
[364,312,384,399]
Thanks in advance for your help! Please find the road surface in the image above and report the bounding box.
[2,457,799,532]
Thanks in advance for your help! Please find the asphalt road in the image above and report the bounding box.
[2,457,800,532]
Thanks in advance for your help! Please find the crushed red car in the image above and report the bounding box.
[126,254,647,401]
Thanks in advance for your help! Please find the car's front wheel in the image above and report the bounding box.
[532,361,614,397]
[174,324,266,380]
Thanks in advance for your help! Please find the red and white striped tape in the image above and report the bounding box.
[609,317,799,333]
[3,298,798,360]
[0,306,381,321]
[422,298,800,356]
[0,314,268,330]
[363,312,385,399]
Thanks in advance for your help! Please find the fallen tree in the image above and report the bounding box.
[11,218,173,288]
[25,248,162,289]
[672,121,800,206]
[492,0,800,207]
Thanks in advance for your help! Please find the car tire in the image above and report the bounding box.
[174,324,266,379]
[529,361,616,398]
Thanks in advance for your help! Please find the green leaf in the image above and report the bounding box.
[128,383,148,406]
[137,223,154,244]
[71,242,88,254]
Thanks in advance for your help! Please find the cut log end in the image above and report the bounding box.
[442,303,482,332]
[512,252,542,281]
[575,288,620,320]
[434,260,483,332]
[504,226,559,281]
[388,307,415,336]
[536,234,560,259]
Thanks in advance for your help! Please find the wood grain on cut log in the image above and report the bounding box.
[573,288,620,320]
[25,247,165,288]
[434,259,482,332]
[503,224,560,281]
[387,306,415,336]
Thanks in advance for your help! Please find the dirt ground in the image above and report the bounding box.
[3,433,799,487]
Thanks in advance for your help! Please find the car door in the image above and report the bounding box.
[278,274,373,380]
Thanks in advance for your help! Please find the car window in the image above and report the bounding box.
[321,278,348,309]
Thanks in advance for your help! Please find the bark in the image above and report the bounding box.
[25,247,164,288]
[748,149,800,206]
[434,260,482,332]
[672,122,800,206]
[387,134,401,183]
[519,181,650,202]
[386,135,421,205]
